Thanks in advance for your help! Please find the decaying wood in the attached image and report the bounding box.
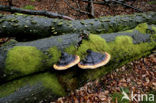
[82,0,143,12]
[0,12,155,41]
[0,5,74,20]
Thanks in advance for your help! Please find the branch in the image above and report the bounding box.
[64,0,90,15]
[82,0,143,12]
[113,0,143,12]
[87,0,95,18]
[8,0,13,6]
[0,5,74,20]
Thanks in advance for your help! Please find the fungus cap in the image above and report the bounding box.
[53,52,80,70]
[78,49,111,69]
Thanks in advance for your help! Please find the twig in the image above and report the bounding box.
[7,0,14,14]
[82,0,143,12]
[114,0,143,12]
[87,0,95,17]
[75,0,80,9]
[83,0,106,5]
[51,0,57,9]
[64,0,90,15]
[0,5,74,20]
[8,0,13,6]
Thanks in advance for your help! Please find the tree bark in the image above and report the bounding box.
[0,12,155,41]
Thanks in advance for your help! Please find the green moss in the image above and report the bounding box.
[41,73,66,96]
[23,5,35,10]
[135,23,148,34]
[58,72,78,91]
[46,47,61,67]
[57,22,63,26]
[5,46,45,74]
[152,25,156,33]
[147,0,156,4]
[64,45,77,55]
[77,34,109,59]
[123,23,150,33]
[0,72,66,98]
[14,13,24,15]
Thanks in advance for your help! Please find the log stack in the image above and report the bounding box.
[0,12,156,103]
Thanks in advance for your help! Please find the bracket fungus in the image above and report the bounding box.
[53,52,80,70]
[78,49,111,69]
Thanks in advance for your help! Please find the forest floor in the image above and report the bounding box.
[0,0,156,19]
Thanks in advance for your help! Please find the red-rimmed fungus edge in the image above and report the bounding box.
[53,52,80,70]
[78,49,111,69]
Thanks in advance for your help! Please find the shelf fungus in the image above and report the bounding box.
[53,52,80,70]
[78,49,111,69]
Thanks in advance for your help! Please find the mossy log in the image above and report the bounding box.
[0,33,81,83]
[0,72,66,103]
[0,12,156,41]
[0,23,156,103]
[0,23,156,83]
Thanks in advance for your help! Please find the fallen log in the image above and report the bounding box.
[0,72,66,103]
[0,23,156,102]
[0,33,81,83]
[0,12,156,41]
[0,23,155,82]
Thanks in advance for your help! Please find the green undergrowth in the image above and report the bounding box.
[148,0,156,5]
[0,72,66,98]
[111,92,129,103]
[23,5,35,10]
[110,87,130,103]
[111,90,156,103]
[5,46,46,75]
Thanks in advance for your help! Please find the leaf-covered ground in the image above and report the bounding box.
[52,51,156,103]
[0,0,156,19]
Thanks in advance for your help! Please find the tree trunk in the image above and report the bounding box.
[0,72,66,103]
[0,12,155,41]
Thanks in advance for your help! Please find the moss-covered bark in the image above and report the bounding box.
[0,12,156,41]
[0,23,156,83]
[0,72,66,103]
[0,33,81,83]
[0,23,156,103]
